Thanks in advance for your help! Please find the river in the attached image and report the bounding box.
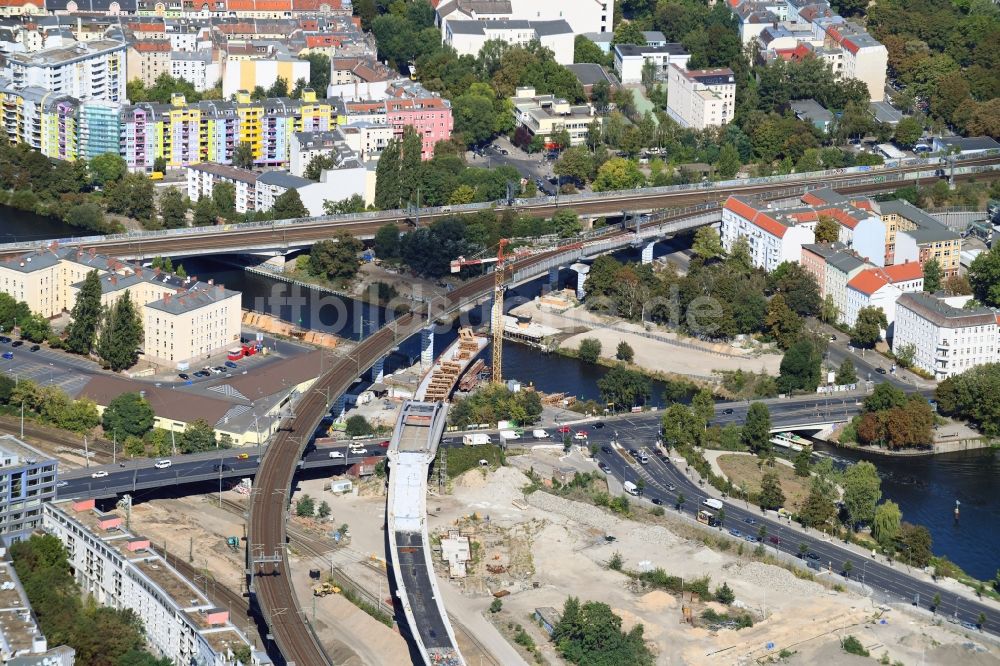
[4,212,998,581]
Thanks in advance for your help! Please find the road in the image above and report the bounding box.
[577,427,999,634]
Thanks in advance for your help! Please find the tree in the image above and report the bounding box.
[574,34,611,67]
[814,215,840,244]
[800,478,836,527]
[769,262,820,316]
[232,141,254,169]
[691,389,715,429]
[302,52,330,92]
[18,313,50,343]
[820,294,838,324]
[551,209,581,238]
[852,306,887,348]
[835,359,857,385]
[612,21,647,46]
[777,338,822,394]
[64,202,107,233]
[344,414,373,438]
[943,273,972,296]
[592,157,645,192]
[894,342,916,369]
[102,393,155,439]
[765,294,801,349]
[89,152,127,187]
[872,500,902,550]
[157,187,188,229]
[105,173,155,222]
[758,471,785,511]
[692,226,724,261]
[968,247,1000,308]
[152,156,167,173]
[552,597,654,666]
[578,338,602,363]
[793,447,812,477]
[616,341,634,363]
[893,117,923,148]
[96,291,143,372]
[304,153,335,180]
[271,189,308,219]
[295,494,315,517]
[712,143,741,180]
[65,270,102,355]
[374,223,401,259]
[864,382,907,412]
[922,258,942,292]
[318,501,331,519]
[180,420,218,453]
[934,364,1000,436]
[742,403,772,454]
[898,522,933,567]
[308,232,363,283]
[661,404,702,448]
[842,461,882,528]
[192,196,218,227]
[597,365,651,408]
[323,194,366,215]
[554,146,594,185]
[489,597,503,613]
[714,582,735,605]
[453,88,497,146]
[212,181,236,219]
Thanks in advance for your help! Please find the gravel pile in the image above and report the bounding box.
[527,492,679,547]
[727,560,822,597]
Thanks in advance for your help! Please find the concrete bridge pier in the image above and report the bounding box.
[641,241,656,265]
[420,326,434,371]
[547,266,560,291]
[570,263,590,300]
[372,355,386,383]
[332,394,346,422]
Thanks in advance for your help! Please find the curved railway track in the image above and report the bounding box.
[245,165,1000,665]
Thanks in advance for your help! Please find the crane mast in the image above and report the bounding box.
[491,239,509,384]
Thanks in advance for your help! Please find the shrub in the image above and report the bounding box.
[489,598,502,613]
[841,636,869,657]
[608,552,624,571]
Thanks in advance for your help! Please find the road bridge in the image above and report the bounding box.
[1,157,996,261]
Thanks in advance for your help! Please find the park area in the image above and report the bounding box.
[715,453,812,512]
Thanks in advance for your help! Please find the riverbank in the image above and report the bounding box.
[823,421,995,457]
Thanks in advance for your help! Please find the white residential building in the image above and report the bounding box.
[170,51,220,92]
[511,86,602,147]
[893,293,999,380]
[436,0,613,38]
[142,281,242,369]
[222,54,309,98]
[186,162,259,214]
[665,65,735,130]
[42,499,268,666]
[445,19,574,64]
[612,43,689,84]
[0,558,75,664]
[842,262,923,329]
[3,38,125,103]
[721,196,815,272]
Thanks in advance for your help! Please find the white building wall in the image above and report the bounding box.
[894,231,920,265]
[298,165,371,214]
[852,217,887,266]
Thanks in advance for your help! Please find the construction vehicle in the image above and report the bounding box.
[313,581,340,597]
[226,536,240,552]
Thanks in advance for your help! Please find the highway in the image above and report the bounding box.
[579,427,1000,635]
[1,157,995,260]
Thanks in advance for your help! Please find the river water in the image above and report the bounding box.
[4,206,998,581]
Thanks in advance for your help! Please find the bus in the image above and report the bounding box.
[697,510,718,527]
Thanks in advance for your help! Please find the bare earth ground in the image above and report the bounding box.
[714,452,813,512]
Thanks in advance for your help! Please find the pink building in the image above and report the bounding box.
[386,97,453,159]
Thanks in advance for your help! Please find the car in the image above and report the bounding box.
[557,426,571,434]
[768,535,781,545]
[349,447,368,455]
[237,453,249,460]
[628,448,639,457]
[194,370,210,378]
[328,451,345,459]
[29,345,39,352]
[667,484,676,491]
[214,366,227,373]
[0,336,9,343]
[11,340,22,348]
[593,422,605,429]
[154,460,172,469]
[807,552,820,561]
[598,462,611,474]
[829,334,838,341]
[876,367,887,374]
[573,431,588,440]
[91,470,108,478]
[1,352,12,360]
[56,480,68,488]
[225,360,238,368]
[207,366,221,374]
[960,621,978,631]
[743,517,756,525]
[601,445,613,454]
[723,408,734,415]
[213,464,232,472]
[728,528,741,537]
[178,373,190,380]
[744,534,757,542]
[500,148,509,155]
[378,440,390,448]
[650,497,663,506]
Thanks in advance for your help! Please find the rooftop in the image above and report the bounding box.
[187,162,259,184]
[933,136,1000,152]
[6,38,124,67]
[0,560,44,658]
[790,98,833,123]
[897,292,998,328]
[614,43,688,57]
[447,18,572,36]
[256,170,313,189]
[565,63,619,87]
[145,280,240,315]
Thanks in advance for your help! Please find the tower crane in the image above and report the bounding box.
[450,239,527,384]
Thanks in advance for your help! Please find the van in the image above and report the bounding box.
[914,143,931,154]
[463,433,491,446]
[330,480,353,494]
[499,430,520,441]
[624,481,640,496]
[638,452,649,464]
[532,429,550,439]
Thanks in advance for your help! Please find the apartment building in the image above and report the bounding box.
[143,281,241,368]
[813,17,888,102]
[800,242,868,314]
[665,65,734,130]
[222,51,308,98]
[893,293,999,379]
[0,558,75,664]
[171,51,221,92]
[326,56,396,101]
[126,40,171,87]
[42,499,266,666]
[435,0,613,37]
[843,262,923,329]
[0,435,57,546]
[3,39,125,103]
[613,43,689,84]
[186,162,258,212]
[721,196,815,271]
[511,86,603,148]
[445,19,574,64]
[874,199,961,277]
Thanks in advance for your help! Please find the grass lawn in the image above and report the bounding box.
[716,454,812,511]
[445,444,504,479]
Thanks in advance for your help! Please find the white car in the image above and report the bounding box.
[91,470,108,479]
[328,451,345,459]
[56,480,69,487]
[349,447,368,456]
[154,460,172,469]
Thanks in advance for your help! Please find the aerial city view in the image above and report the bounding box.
[0,0,998,663]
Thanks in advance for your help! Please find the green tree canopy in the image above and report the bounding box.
[758,471,786,510]
[65,270,103,355]
[552,596,655,666]
[157,187,188,229]
[616,340,634,363]
[742,402,772,454]
[308,233,363,283]
[873,500,902,550]
[835,359,858,385]
[922,258,942,292]
[271,189,309,219]
[89,152,127,187]
[852,306,887,348]
[692,226,724,261]
[102,393,155,439]
[597,364,651,408]
[777,338,822,394]
[592,157,645,192]
[180,420,220,453]
[842,460,882,528]
[578,338,602,363]
[968,247,1000,307]
[814,215,840,244]
[96,291,143,372]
